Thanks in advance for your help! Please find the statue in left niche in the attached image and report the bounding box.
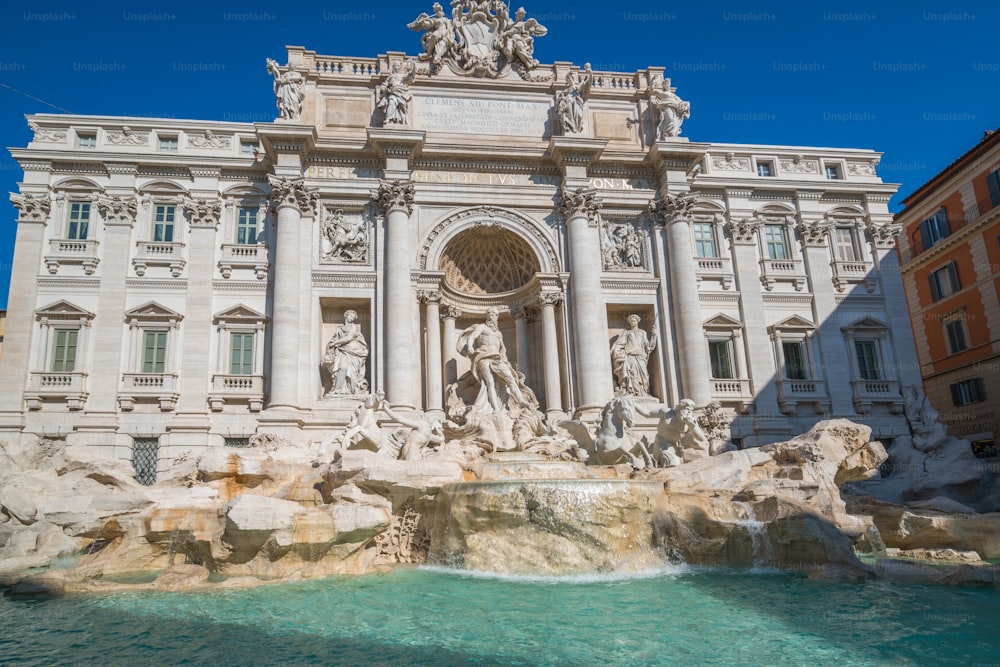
[322,310,369,396]
[610,314,657,397]
[266,58,305,121]
[376,59,417,126]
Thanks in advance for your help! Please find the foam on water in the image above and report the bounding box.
[418,563,694,584]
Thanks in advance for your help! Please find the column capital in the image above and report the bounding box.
[649,192,698,226]
[267,175,319,215]
[417,289,442,304]
[725,217,761,245]
[536,291,564,308]
[795,219,832,248]
[440,305,462,321]
[183,197,222,229]
[97,194,138,227]
[559,187,601,225]
[373,179,416,215]
[10,192,50,223]
[865,221,901,249]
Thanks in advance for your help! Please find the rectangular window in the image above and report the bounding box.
[132,437,159,486]
[152,205,175,242]
[834,227,859,261]
[158,136,178,152]
[51,328,78,372]
[67,202,91,240]
[928,261,961,301]
[945,318,969,354]
[239,141,257,156]
[708,339,734,379]
[693,222,718,258]
[854,340,881,380]
[917,207,951,251]
[782,340,808,380]
[77,133,96,149]
[142,330,168,373]
[235,207,258,244]
[987,169,1000,209]
[229,333,254,375]
[757,161,774,177]
[764,224,789,260]
[825,164,842,180]
[950,378,986,406]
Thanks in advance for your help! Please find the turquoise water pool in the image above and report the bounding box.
[2,567,998,666]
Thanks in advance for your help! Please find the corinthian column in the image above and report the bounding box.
[267,176,317,409]
[537,292,564,417]
[441,305,462,387]
[561,187,613,412]
[418,290,443,417]
[373,180,418,409]
[651,193,712,406]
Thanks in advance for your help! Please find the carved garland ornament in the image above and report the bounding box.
[106,126,150,146]
[28,122,67,143]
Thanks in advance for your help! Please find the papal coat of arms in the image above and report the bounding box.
[408,0,547,77]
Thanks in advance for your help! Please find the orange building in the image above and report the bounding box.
[897,129,1000,455]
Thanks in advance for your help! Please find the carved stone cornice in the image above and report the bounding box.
[267,175,319,215]
[10,193,51,223]
[96,195,138,227]
[537,292,564,308]
[105,163,139,175]
[559,187,600,225]
[725,218,761,244]
[440,305,463,321]
[649,192,697,225]
[795,220,832,247]
[373,180,416,215]
[183,197,222,228]
[417,290,443,304]
[866,222,901,249]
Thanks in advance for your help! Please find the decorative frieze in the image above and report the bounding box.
[711,153,750,171]
[106,126,149,146]
[28,122,66,143]
[779,156,819,174]
[187,130,231,149]
[847,161,878,176]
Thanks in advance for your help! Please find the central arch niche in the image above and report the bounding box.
[439,226,540,295]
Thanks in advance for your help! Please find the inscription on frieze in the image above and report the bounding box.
[413,96,550,136]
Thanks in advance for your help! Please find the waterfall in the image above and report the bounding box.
[731,501,774,569]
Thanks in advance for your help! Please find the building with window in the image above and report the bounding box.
[0,2,920,470]
[897,128,1000,455]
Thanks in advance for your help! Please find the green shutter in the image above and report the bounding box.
[51,329,78,372]
[142,331,167,373]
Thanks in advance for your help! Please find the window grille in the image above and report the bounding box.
[132,437,159,485]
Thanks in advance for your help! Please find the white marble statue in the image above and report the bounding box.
[555,64,592,135]
[408,2,455,66]
[380,403,445,461]
[650,78,690,139]
[322,310,369,396]
[497,5,547,70]
[611,314,657,397]
[634,399,710,466]
[560,394,655,469]
[266,58,305,121]
[457,308,526,414]
[376,60,416,125]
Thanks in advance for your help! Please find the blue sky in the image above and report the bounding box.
[1,1,998,309]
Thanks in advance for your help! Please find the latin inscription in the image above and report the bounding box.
[303,166,654,191]
[412,96,550,136]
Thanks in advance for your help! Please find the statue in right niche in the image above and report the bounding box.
[611,314,657,397]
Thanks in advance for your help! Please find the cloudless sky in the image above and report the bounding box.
[1,0,998,309]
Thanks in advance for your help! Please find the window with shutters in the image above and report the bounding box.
[943,314,969,355]
[950,378,986,406]
[229,332,254,375]
[928,261,961,301]
[708,339,735,379]
[142,330,168,373]
[988,169,1000,209]
[854,340,881,380]
[917,207,950,252]
[833,227,861,261]
[782,340,808,380]
[50,329,79,372]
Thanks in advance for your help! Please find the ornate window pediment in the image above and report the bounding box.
[768,315,815,335]
[841,316,888,334]
[703,313,743,330]
[36,300,95,324]
[125,302,183,327]
[213,305,266,326]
